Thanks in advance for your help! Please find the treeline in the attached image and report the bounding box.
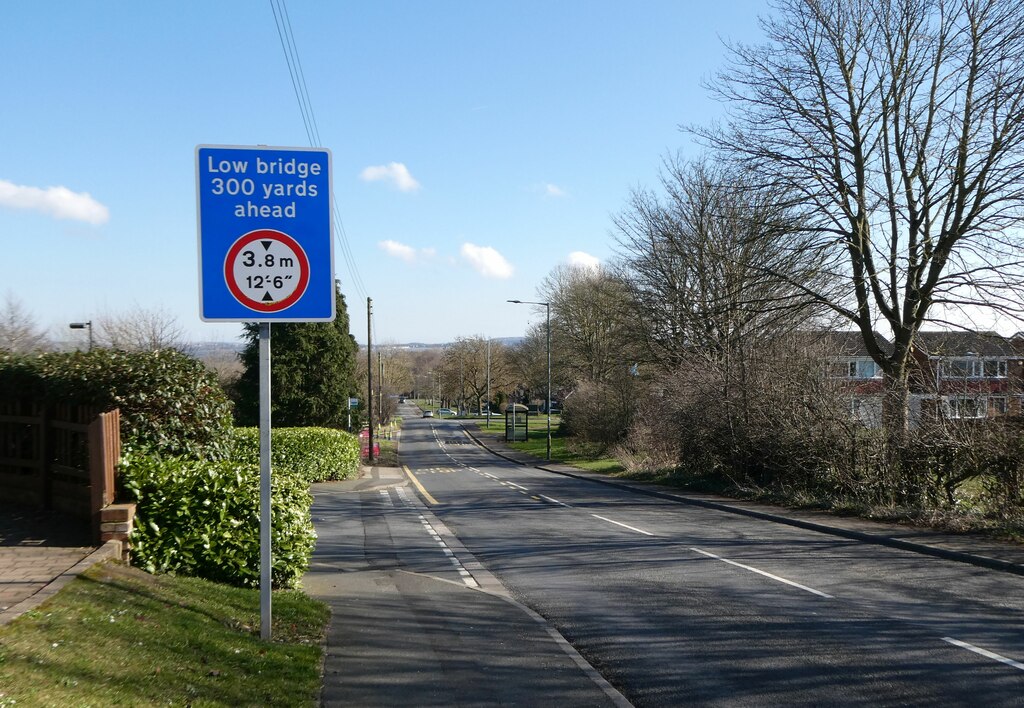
[427,0,1024,534]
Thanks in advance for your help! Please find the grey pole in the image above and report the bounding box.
[545,302,551,461]
[259,322,272,640]
[506,299,552,459]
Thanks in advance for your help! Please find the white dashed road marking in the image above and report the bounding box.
[690,547,832,598]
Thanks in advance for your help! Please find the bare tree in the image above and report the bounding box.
[697,0,1024,437]
[613,157,828,371]
[437,336,510,413]
[0,292,49,353]
[96,305,189,353]
[537,264,634,386]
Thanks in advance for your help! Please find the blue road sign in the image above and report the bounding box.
[196,145,334,321]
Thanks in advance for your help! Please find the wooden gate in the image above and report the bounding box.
[0,400,120,539]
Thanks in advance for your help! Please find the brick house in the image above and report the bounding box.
[818,330,1024,426]
[820,330,890,427]
[910,331,1024,421]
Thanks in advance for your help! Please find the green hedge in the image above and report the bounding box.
[231,427,360,483]
[0,349,234,460]
[121,453,315,589]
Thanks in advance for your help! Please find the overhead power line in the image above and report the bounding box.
[269,0,369,302]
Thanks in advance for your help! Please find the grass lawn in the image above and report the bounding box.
[0,561,328,707]
[472,418,625,474]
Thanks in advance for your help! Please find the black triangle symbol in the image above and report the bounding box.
[261,241,273,251]
[262,292,274,302]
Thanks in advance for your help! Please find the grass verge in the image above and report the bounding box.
[472,419,625,474]
[0,561,328,707]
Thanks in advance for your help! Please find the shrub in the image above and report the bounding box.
[231,427,360,483]
[562,377,638,448]
[0,349,234,460]
[120,453,315,588]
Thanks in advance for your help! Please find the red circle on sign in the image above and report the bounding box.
[224,229,310,312]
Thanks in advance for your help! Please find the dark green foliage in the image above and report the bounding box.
[231,426,360,483]
[120,452,316,588]
[233,281,360,427]
[0,349,234,460]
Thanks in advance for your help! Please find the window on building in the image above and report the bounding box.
[990,397,1008,416]
[984,360,1008,378]
[945,396,986,419]
[943,358,1007,379]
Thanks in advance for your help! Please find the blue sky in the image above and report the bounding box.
[1,1,770,346]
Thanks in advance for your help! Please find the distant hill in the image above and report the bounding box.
[187,337,526,354]
[191,341,244,358]
[364,337,524,350]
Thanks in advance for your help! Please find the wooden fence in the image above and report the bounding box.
[0,399,120,540]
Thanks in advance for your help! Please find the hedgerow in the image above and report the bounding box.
[230,427,360,483]
[0,349,234,460]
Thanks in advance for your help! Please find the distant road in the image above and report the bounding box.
[398,405,1024,706]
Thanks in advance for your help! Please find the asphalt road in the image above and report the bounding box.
[398,405,1024,707]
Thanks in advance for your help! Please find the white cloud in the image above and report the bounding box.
[0,179,109,225]
[544,183,567,198]
[359,162,421,192]
[460,243,514,279]
[567,251,600,270]
[379,239,417,262]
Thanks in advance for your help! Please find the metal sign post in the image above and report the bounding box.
[196,145,333,640]
[259,323,272,640]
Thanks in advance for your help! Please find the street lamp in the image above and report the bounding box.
[507,299,551,461]
[69,321,93,352]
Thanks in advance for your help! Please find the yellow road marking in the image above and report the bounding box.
[403,465,439,505]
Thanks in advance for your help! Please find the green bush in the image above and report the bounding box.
[121,452,315,589]
[231,427,360,483]
[0,349,234,460]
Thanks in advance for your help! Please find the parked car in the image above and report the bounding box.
[422,410,434,418]
[437,408,456,416]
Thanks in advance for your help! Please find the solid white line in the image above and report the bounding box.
[540,495,572,508]
[690,547,833,598]
[591,514,655,536]
[942,637,1024,671]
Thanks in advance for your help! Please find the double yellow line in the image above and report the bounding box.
[403,465,439,505]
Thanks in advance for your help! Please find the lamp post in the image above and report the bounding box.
[69,321,93,352]
[507,299,551,461]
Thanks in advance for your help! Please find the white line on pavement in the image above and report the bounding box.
[591,514,655,537]
[540,495,572,508]
[942,637,1024,671]
[690,547,833,598]
[417,514,479,588]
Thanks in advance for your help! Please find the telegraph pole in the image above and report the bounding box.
[367,297,374,463]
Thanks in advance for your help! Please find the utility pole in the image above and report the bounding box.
[367,297,374,463]
[486,338,491,428]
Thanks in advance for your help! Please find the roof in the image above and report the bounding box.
[914,331,1021,358]
[810,331,893,358]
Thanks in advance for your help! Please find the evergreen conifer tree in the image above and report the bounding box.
[234,281,359,428]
